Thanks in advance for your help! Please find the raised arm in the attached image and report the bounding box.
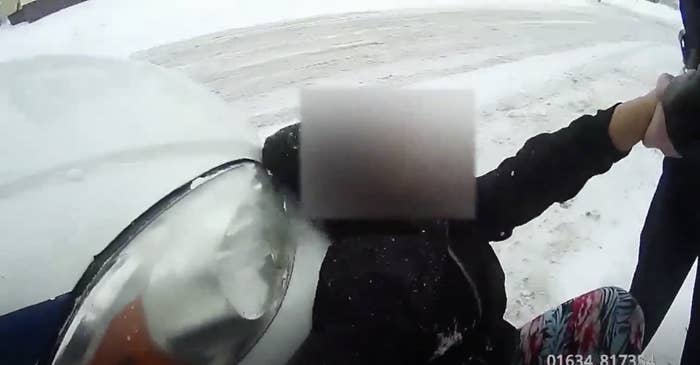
[262,91,657,244]
[468,92,657,243]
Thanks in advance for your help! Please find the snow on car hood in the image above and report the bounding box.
[0,55,260,314]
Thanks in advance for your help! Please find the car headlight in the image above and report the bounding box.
[48,159,296,365]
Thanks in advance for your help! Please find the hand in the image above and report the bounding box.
[643,74,681,157]
[643,71,700,158]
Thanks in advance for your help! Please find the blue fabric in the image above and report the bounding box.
[0,293,74,365]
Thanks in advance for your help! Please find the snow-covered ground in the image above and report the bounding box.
[0,0,695,364]
[0,0,682,62]
[0,0,578,61]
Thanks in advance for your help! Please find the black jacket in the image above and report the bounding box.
[262,105,628,364]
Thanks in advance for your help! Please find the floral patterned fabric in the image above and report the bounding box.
[515,287,645,365]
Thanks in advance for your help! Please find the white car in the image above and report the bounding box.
[0,55,327,365]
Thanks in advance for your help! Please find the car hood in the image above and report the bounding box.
[0,55,260,315]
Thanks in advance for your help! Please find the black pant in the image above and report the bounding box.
[630,158,700,364]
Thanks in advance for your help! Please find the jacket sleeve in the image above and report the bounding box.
[467,104,628,242]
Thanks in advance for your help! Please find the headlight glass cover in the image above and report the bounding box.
[50,160,295,365]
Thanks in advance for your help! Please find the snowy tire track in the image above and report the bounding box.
[134,6,674,128]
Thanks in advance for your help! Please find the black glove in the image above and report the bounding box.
[664,70,700,159]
